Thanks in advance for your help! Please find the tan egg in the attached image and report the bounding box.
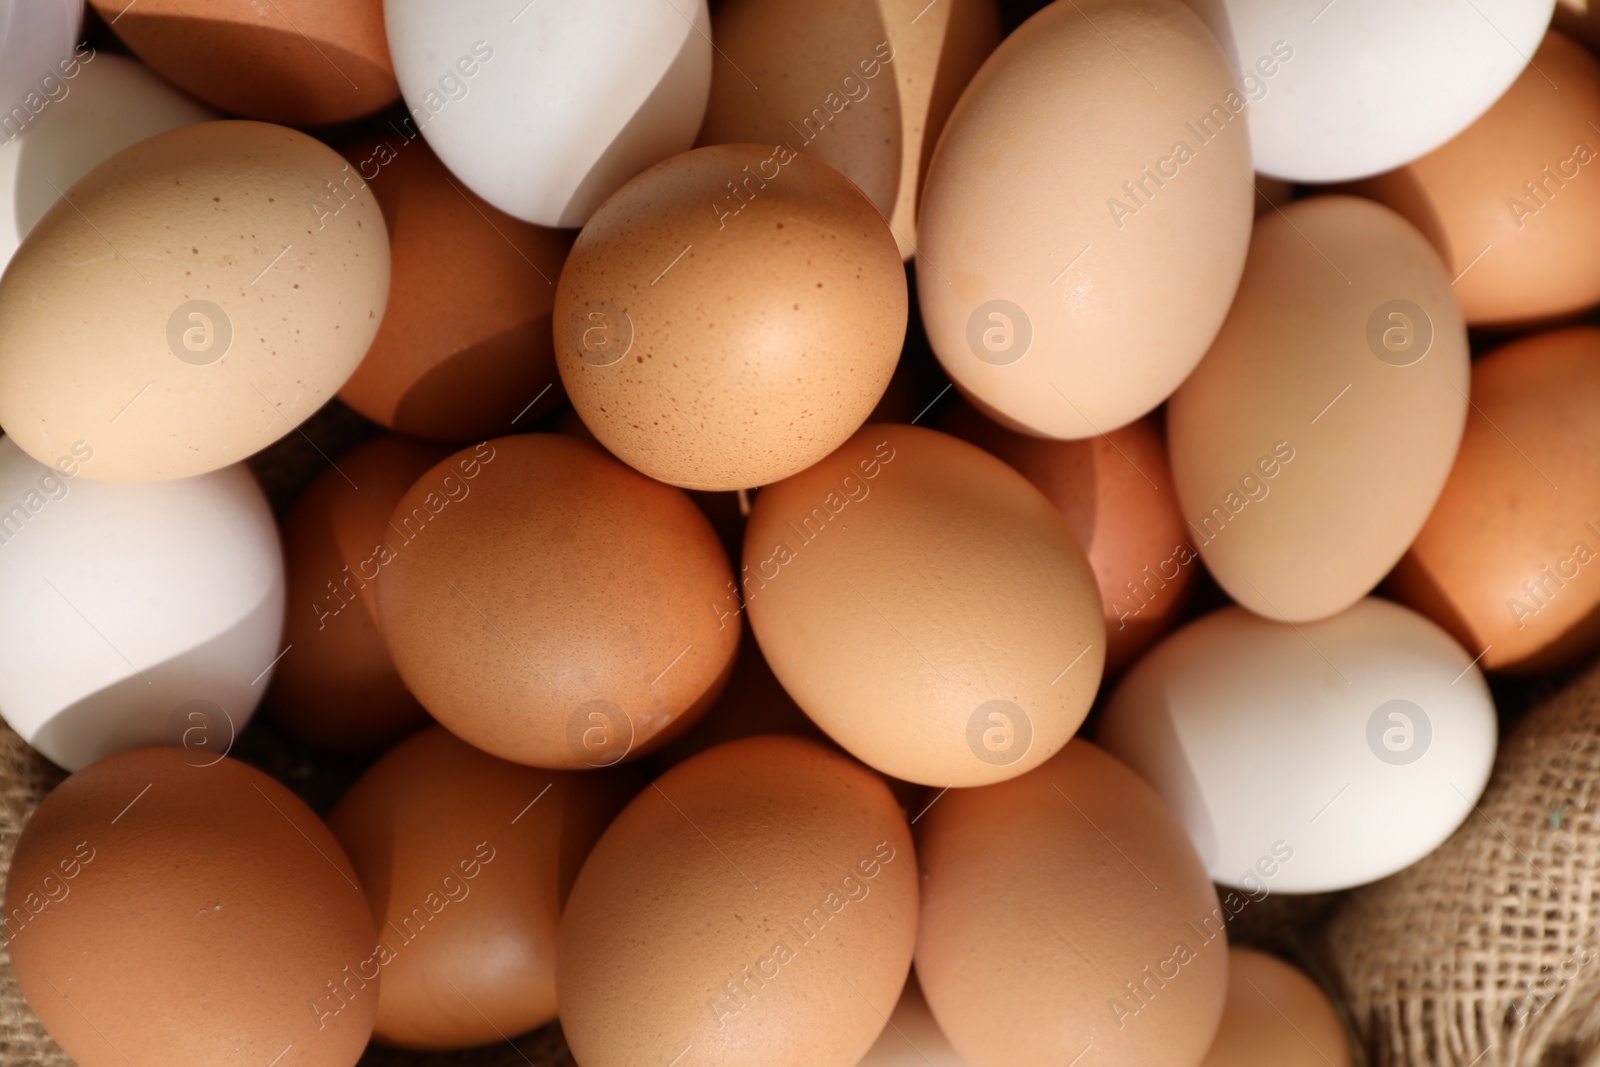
[856,974,969,1066]
[1388,327,1600,672]
[328,725,635,1050]
[1352,32,1600,326]
[553,143,905,490]
[269,433,449,752]
[1198,949,1350,1067]
[0,120,390,482]
[943,402,1195,675]
[375,434,739,768]
[916,0,1253,439]
[558,735,918,1067]
[697,0,1000,259]
[5,748,376,1067]
[1166,196,1468,623]
[916,739,1228,1067]
[744,424,1105,787]
[86,0,398,126]
[337,136,573,441]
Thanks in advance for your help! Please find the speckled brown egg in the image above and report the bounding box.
[375,434,739,768]
[1198,949,1350,1067]
[5,748,376,1067]
[553,143,906,490]
[337,136,574,441]
[558,735,918,1067]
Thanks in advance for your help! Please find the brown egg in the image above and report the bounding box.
[375,434,739,768]
[558,736,918,1067]
[1388,327,1600,672]
[337,136,574,441]
[86,0,398,125]
[916,739,1228,1067]
[553,144,906,491]
[1556,0,1600,50]
[268,433,449,751]
[1198,949,1350,1067]
[5,748,375,1067]
[744,425,1105,787]
[327,725,635,1050]
[1352,32,1600,326]
[942,402,1195,675]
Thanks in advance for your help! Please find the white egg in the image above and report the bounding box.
[0,436,285,770]
[382,0,712,228]
[0,53,217,273]
[1185,0,1555,181]
[0,0,83,141]
[1097,598,1496,893]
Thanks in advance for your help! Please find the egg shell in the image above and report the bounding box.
[375,434,738,768]
[558,735,918,1067]
[942,403,1194,675]
[744,424,1105,787]
[5,748,376,1067]
[1351,32,1600,326]
[0,0,82,130]
[1555,0,1600,49]
[856,974,969,1066]
[383,0,711,228]
[915,739,1227,1067]
[328,725,635,1050]
[85,0,397,125]
[1097,599,1498,893]
[1197,949,1350,1067]
[1166,195,1468,623]
[915,0,1253,440]
[336,136,573,441]
[554,143,906,490]
[1185,0,1555,182]
[0,120,391,482]
[269,433,449,752]
[0,436,283,771]
[1388,327,1600,672]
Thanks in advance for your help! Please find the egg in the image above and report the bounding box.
[1166,196,1468,623]
[915,739,1227,1067]
[915,0,1252,440]
[697,0,1000,259]
[1351,32,1600,326]
[6,748,376,1067]
[558,735,918,1067]
[1097,599,1498,893]
[942,403,1195,675]
[0,120,390,482]
[328,725,634,1050]
[553,143,905,490]
[0,0,82,133]
[1388,328,1600,673]
[268,433,448,752]
[1198,949,1350,1067]
[85,0,398,125]
[335,135,573,441]
[744,425,1104,787]
[376,434,738,768]
[856,975,968,1066]
[383,0,712,228]
[0,436,283,771]
[1185,0,1555,182]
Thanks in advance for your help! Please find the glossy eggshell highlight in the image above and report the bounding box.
[1388,328,1600,672]
[1198,949,1351,1067]
[336,137,573,441]
[916,0,1252,440]
[558,736,918,1067]
[328,725,634,1050]
[0,120,390,482]
[1167,196,1468,623]
[744,425,1105,787]
[85,0,398,125]
[6,748,376,1067]
[555,143,906,490]
[1097,600,1498,893]
[915,740,1227,1067]
[376,434,738,768]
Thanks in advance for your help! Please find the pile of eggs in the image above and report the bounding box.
[0,0,1595,1064]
